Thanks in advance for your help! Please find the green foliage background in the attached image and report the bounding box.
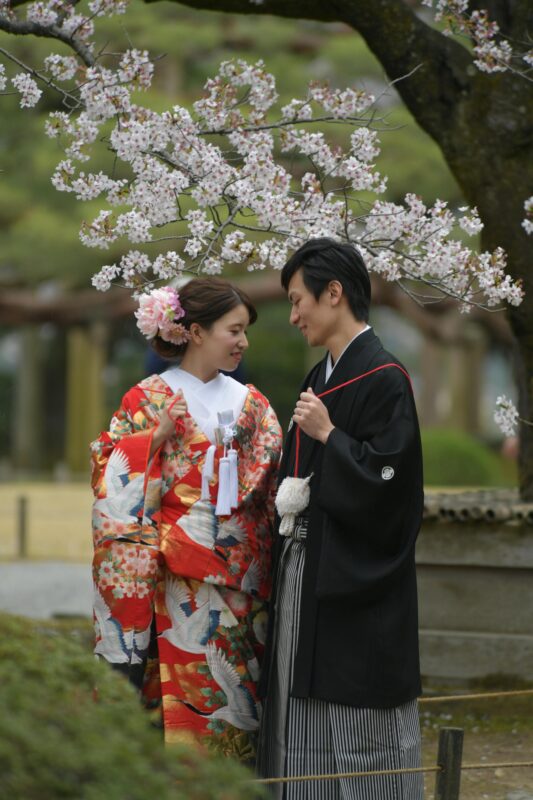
[422,428,517,487]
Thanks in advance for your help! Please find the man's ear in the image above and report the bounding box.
[328,280,343,306]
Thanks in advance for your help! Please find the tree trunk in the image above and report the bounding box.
[441,72,533,498]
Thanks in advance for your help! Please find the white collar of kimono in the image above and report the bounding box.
[159,366,249,444]
[325,325,371,382]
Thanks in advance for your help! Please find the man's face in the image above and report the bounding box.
[287,269,333,347]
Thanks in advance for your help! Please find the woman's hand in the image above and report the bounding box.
[293,387,334,444]
[151,391,188,453]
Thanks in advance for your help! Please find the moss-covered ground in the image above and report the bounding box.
[421,692,533,798]
[0,612,263,800]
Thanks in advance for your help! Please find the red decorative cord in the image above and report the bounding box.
[293,363,412,477]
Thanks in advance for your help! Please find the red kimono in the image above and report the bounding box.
[91,371,282,759]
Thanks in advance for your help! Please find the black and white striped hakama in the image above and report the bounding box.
[257,519,423,800]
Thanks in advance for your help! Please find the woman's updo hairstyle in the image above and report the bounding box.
[151,277,257,360]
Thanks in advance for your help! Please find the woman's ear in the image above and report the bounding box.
[188,322,204,345]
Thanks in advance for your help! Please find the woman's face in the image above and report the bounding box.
[199,303,250,373]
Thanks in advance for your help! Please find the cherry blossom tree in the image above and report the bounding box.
[163,1,533,499]
[1,0,532,497]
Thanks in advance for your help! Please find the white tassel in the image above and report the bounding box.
[215,456,232,516]
[275,475,313,537]
[201,444,216,501]
[228,448,239,509]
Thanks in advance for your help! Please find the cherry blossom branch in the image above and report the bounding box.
[0,0,525,313]
[494,396,533,438]
[421,0,533,79]
[0,15,95,67]
[0,46,81,105]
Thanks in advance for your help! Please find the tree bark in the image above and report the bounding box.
[163,0,533,497]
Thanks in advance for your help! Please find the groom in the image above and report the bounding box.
[258,238,424,799]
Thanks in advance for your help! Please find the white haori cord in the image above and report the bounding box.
[275,475,313,536]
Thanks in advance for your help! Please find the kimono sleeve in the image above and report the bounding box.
[91,388,162,549]
[315,368,423,599]
[90,387,162,668]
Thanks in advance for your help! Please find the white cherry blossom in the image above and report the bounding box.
[26,1,58,26]
[88,0,129,17]
[44,55,78,82]
[92,264,121,291]
[423,2,515,74]
[11,73,42,108]
[494,396,519,438]
[522,197,533,236]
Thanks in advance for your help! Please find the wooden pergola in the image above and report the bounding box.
[1,276,513,474]
[0,276,512,344]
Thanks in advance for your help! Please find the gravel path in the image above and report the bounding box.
[0,561,92,619]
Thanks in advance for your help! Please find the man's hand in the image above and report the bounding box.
[293,387,334,444]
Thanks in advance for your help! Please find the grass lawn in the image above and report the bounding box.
[0,482,93,562]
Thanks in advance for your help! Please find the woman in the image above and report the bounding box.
[91,278,282,760]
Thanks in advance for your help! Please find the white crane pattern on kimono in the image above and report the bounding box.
[159,577,239,654]
[178,499,247,550]
[241,558,261,594]
[93,448,145,527]
[189,642,260,731]
[93,585,151,664]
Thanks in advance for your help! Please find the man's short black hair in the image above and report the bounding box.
[281,238,371,322]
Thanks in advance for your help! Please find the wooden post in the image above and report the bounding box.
[65,322,108,474]
[419,337,444,427]
[17,496,28,558]
[447,320,486,435]
[12,326,44,471]
[435,727,464,800]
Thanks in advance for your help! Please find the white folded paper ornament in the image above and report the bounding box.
[202,409,239,516]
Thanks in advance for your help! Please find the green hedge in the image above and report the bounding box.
[421,428,515,487]
[0,613,262,800]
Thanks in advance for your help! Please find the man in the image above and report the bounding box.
[257,238,424,799]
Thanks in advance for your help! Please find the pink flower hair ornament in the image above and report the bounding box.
[134,286,191,346]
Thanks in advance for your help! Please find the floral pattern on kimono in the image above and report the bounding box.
[90,374,282,759]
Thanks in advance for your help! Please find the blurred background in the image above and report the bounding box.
[0,3,519,561]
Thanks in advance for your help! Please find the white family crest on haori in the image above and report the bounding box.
[93,585,151,664]
[381,465,395,480]
[159,577,238,655]
[275,474,313,537]
[93,448,144,526]
[159,367,248,516]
